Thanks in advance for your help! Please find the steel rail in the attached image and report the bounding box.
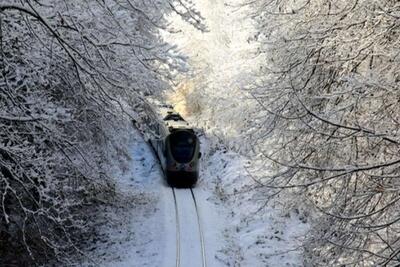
[190,188,207,267]
[171,188,181,267]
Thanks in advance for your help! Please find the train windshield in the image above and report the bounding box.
[170,131,196,163]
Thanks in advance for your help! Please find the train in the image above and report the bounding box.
[139,100,201,188]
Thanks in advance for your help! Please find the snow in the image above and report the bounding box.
[199,136,310,266]
[160,185,178,267]
[81,129,165,267]
[190,188,228,266]
[173,189,203,266]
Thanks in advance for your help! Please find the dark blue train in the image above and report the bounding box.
[142,101,201,187]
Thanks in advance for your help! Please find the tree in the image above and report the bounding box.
[0,0,204,264]
[250,0,400,265]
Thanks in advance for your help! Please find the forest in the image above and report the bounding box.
[1,0,399,266]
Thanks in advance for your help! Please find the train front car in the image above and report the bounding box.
[165,129,200,188]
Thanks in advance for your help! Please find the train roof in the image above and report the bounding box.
[166,120,190,129]
[164,112,191,132]
[144,97,193,133]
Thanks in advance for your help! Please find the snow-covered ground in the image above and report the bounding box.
[82,128,229,267]
[81,129,165,266]
[199,135,309,266]
[82,126,308,266]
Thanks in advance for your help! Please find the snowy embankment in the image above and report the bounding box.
[81,128,164,266]
[198,134,309,266]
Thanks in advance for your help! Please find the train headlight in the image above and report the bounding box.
[185,162,193,171]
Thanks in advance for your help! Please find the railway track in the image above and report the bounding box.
[171,188,207,267]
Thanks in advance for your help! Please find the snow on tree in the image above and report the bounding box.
[0,0,204,265]
[249,0,400,265]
